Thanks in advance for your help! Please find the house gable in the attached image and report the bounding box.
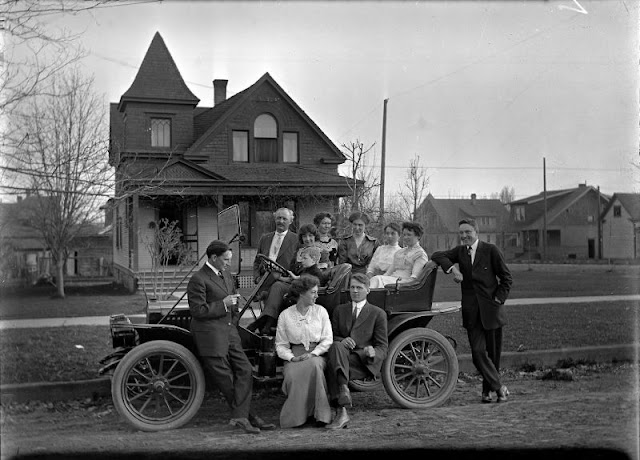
[184,73,345,166]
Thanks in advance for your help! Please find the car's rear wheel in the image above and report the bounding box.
[112,340,205,431]
[382,328,458,409]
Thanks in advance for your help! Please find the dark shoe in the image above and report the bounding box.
[249,414,276,430]
[229,417,260,434]
[481,392,493,404]
[325,407,350,430]
[337,384,352,407]
[497,385,509,403]
[260,317,276,336]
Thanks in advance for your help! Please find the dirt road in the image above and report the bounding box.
[1,363,638,460]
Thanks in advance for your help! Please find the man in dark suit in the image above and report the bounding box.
[431,218,513,404]
[252,207,299,283]
[187,240,276,433]
[325,272,388,429]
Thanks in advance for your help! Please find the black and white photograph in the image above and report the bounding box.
[1,1,638,459]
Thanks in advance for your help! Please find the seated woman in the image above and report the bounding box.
[366,222,402,279]
[369,221,429,289]
[338,211,380,275]
[275,275,333,428]
[313,212,339,270]
[250,245,326,335]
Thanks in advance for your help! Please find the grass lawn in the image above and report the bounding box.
[0,283,147,320]
[0,300,637,385]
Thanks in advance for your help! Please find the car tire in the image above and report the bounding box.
[112,340,205,431]
[382,328,458,409]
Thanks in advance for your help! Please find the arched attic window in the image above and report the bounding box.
[254,114,277,162]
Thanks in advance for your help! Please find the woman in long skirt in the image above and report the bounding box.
[275,275,333,428]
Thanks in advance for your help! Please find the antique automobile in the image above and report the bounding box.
[99,205,460,431]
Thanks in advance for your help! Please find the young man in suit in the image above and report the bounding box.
[252,207,299,284]
[431,219,513,404]
[325,272,388,429]
[187,240,276,433]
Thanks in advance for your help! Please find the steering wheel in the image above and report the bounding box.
[256,253,289,277]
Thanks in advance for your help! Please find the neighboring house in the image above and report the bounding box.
[109,32,353,291]
[508,183,609,260]
[601,193,640,259]
[415,193,515,257]
[0,197,112,285]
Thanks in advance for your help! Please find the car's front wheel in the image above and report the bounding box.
[111,340,205,431]
[382,328,458,409]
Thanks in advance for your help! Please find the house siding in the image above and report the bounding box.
[602,203,637,259]
[122,102,194,152]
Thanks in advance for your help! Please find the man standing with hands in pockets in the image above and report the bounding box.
[431,219,513,404]
[187,240,276,433]
[325,273,388,429]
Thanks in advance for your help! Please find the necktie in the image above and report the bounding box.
[350,305,358,330]
[467,246,474,264]
[270,233,283,260]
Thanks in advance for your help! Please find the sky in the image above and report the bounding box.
[32,0,640,203]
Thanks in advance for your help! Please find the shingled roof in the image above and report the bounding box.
[186,72,345,162]
[419,194,510,232]
[118,32,199,111]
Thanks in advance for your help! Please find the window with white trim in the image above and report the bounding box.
[232,131,249,162]
[151,118,171,147]
[254,114,277,162]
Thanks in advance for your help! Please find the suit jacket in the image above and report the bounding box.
[431,240,512,330]
[253,231,299,280]
[187,264,239,357]
[331,301,388,377]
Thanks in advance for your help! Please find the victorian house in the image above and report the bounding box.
[109,32,352,291]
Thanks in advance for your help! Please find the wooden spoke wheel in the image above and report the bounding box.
[112,340,205,431]
[382,328,458,409]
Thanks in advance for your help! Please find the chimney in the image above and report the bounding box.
[471,193,476,205]
[578,182,587,188]
[213,79,228,106]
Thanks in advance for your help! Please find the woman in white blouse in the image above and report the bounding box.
[275,275,333,428]
[366,222,402,279]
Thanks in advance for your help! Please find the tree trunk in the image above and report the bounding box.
[54,259,65,299]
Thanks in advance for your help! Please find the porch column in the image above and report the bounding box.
[132,193,139,272]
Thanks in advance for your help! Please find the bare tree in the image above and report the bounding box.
[2,68,112,298]
[398,154,429,221]
[340,139,379,213]
[490,186,516,204]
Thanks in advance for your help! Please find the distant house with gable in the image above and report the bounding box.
[109,32,354,291]
[600,193,640,259]
[415,193,515,257]
[508,183,609,260]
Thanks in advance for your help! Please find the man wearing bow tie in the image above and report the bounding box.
[324,272,388,429]
[187,240,275,433]
[431,219,513,404]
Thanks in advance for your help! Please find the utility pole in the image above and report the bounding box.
[379,98,388,225]
[542,157,547,261]
[597,185,602,259]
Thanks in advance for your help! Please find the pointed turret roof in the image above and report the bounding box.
[118,32,199,111]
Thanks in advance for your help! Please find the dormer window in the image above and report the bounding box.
[254,114,277,162]
[151,118,171,148]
